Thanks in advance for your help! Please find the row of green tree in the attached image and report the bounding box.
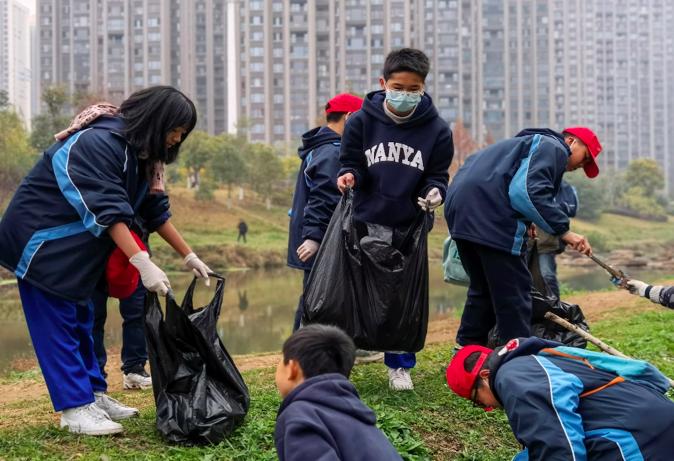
[565,158,669,221]
[176,130,298,204]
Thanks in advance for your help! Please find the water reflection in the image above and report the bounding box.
[0,265,668,374]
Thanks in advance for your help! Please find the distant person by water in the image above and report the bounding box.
[237,219,248,243]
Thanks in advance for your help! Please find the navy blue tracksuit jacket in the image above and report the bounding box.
[488,338,674,461]
[339,90,453,227]
[287,126,342,270]
[275,373,402,461]
[445,129,571,256]
[0,116,169,302]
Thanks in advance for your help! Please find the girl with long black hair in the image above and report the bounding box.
[0,86,211,435]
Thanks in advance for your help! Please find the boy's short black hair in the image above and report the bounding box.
[326,111,347,123]
[282,324,356,379]
[383,48,430,81]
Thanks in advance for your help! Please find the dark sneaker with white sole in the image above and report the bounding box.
[123,367,152,390]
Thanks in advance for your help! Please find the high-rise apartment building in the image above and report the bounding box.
[37,0,231,133]
[0,0,33,125]
[38,0,674,193]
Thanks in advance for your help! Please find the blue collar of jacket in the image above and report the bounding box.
[486,337,564,404]
[515,128,571,156]
[88,115,127,139]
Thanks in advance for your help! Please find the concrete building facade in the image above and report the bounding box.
[37,0,674,192]
[0,0,33,125]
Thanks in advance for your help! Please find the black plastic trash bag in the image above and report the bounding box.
[144,274,250,445]
[303,191,430,352]
[488,243,589,348]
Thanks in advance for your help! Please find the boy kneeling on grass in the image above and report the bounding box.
[275,324,402,461]
[446,337,674,460]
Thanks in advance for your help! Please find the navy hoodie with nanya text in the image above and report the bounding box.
[339,90,453,227]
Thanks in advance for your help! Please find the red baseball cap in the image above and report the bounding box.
[563,126,602,178]
[446,345,493,399]
[325,93,363,114]
[106,230,147,299]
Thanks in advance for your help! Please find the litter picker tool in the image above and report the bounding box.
[586,254,630,288]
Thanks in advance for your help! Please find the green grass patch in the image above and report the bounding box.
[0,345,519,460]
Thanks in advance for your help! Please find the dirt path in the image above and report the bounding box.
[0,289,655,415]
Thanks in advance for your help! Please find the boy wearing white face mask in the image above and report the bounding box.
[336,48,454,391]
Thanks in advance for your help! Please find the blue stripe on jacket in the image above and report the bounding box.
[51,128,107,237]
[508,134,555,236]
[532,355,587,461]
[585,429,644,461]
[15,221,86,278]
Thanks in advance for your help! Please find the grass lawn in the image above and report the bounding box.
[0,307,672,460]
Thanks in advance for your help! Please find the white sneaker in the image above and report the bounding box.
[94,392,139,421]
[123,369,153,390]
[388,367,414,391]
[60,403,123,435]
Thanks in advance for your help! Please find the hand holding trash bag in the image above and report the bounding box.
[417,187,442,211]
[297,239,320,262]
[337,173,355,193]
[130,251,171,296]
[184,252,212,286]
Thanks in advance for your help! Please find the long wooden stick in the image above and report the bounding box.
[544,311,674,387]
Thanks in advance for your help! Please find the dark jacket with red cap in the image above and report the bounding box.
[445,129,571,256]
[339,90,453,227]
[287,126,342,270]
[0,116,170,302]
[275,373,402,461]
[486,337,674,461]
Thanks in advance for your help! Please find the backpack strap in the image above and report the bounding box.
[541,348,625,398]
[580,376,625,398]
[541,348,595,369]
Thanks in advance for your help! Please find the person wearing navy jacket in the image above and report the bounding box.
[445,127,602,348]
[287,93,363,331]
[446,338,674,460]
[0,86,212,436]
[275,325,402,461]
[337,48,454,391]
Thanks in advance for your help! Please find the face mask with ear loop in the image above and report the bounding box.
[385,86,424,113]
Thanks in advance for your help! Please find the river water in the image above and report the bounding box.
[0,265,667,374]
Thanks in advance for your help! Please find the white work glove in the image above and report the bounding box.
[297,239,320,262]
[626,279,648,297]
[184,252,212,286]
[417,187,442,211]
[129,251,171,296]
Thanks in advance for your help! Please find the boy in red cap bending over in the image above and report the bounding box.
[445,127,602,348]
[446,338,674,460]
[287,93,363,331]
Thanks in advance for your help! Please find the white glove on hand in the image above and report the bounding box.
[297,239,320,262]
[417,187,442,211]
[626,279,648,297]
[129,251,171,296]
[184,252,212,286]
